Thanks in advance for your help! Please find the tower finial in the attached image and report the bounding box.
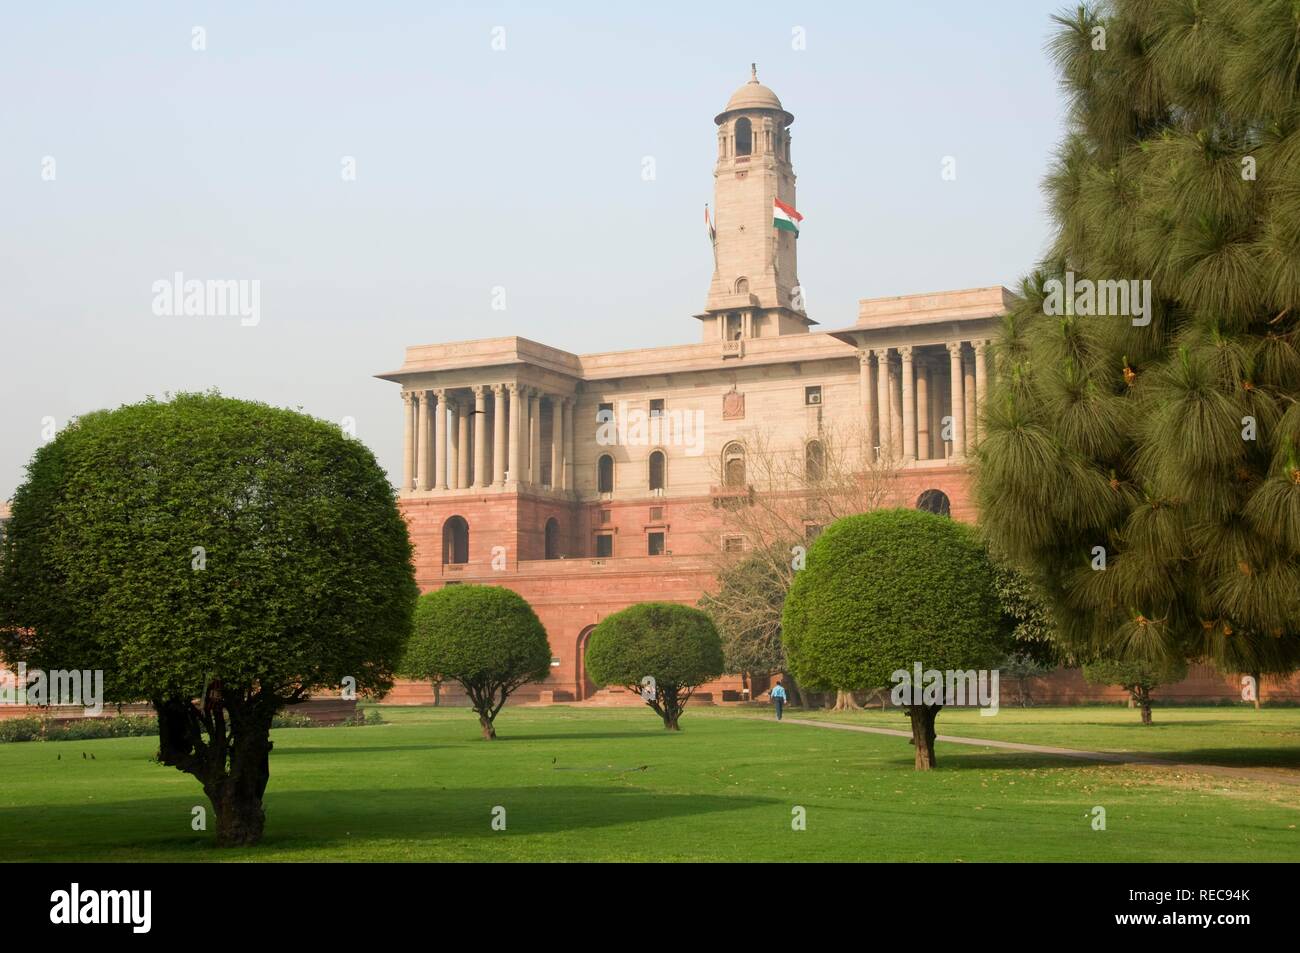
[750,62,758,83]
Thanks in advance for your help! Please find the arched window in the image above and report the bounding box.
[544,517,560,560]
[734,277,749,295]
[723,442,746,487]
[649,450,666,492]
[597,454,614,494]
[442,515,469,564]
[916,489,951,517]
[805,439,826,483]
[735,117,753,156]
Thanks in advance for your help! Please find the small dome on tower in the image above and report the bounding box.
[716,64,793,126]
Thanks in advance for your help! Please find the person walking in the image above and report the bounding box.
[771,678,787,721]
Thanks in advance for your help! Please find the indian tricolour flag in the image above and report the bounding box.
[773,198,802,237]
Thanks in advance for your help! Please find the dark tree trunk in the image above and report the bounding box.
[1251,670,1262,711]
[651,686,683,730]
[782,672,804,707]
[155,690,277,847]
[478,713,497,740]
[907,704,941,770]
[1136,687,1153,725]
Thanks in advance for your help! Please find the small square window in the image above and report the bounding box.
[649,506,664,522]
[649,398,664,418]
[724,535,744,554]
[600,509,612,525]
[804,385,823,406]
[595,534,613,558]
[648,532,665,556]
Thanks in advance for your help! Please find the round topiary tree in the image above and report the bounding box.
[1083,657,1188,725]
[400,584,551,739]
[783,509,1012,769]
[0,393,417,845]
[585,602,724,730]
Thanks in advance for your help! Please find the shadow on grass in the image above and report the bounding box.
[2,784,779,861]
[1119,747,1300,769]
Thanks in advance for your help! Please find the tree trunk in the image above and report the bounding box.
[832,689,861,711]
[1136,688,1152,725]
[209,776,267,847]
[1251,670,1262,711]
[662,707,681,730]
[907,704,941,770]
[478,713,497,740]
[432,679,441,707]
[782,672,804,708]
[210,706,273,847]
[156,692,276,847]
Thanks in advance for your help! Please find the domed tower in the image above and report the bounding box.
[700,65,812,343]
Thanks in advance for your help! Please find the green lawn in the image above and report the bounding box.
[2,705,1297,862]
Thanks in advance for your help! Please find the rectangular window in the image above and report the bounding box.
[649,398,664,418]
[724,535,744,554]
[595,534,613,558]
[649,506,664,522]
[648,532,665,556]
[597,401,614,424]
[599,509,612,525]
[804,385,823,406]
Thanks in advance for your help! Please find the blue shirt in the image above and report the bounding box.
[771,684,787,701]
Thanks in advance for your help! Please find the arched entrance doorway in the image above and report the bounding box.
[576,625,598,700]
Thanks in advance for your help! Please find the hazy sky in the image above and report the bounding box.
[1,1,1068,499]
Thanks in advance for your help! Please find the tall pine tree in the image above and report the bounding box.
[978,0,1300,685]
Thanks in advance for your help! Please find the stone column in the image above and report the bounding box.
[964,351,977,454]
[874,348,891,460]
[900,345,916,462]
[401,392,415,490]
[551,395,564,490]
[563,398,575,491]
[858,350,876,451]
[916,365,930,461]
[492,384,507,486]
[889,360,903,454]
[474,386,489,488]
[937,369,949,460]
[447,398,459,488]
[433,389,448,490]
[974,340,989,444]
[529,390,542,486]
[456,401,470,489]
[947,343,966,461]
[416,391,431,491]
[506,384,521,486]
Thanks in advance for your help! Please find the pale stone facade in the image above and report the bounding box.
[376,70,1011,703]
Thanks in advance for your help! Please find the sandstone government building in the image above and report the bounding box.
[376,69,1274,706]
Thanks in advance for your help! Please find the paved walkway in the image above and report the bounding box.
[775,717,1300,787]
